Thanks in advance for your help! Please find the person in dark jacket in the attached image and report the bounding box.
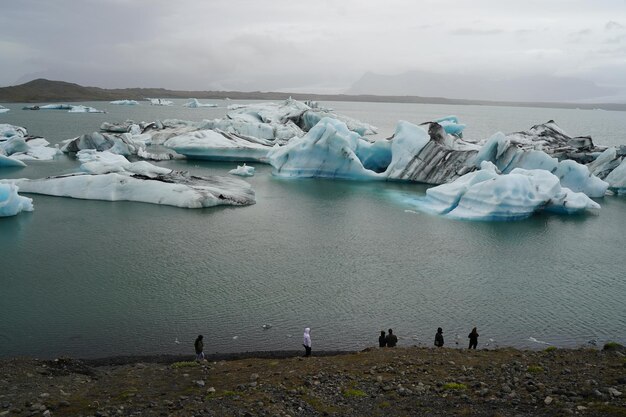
[468,327,479,349]
[434,327,444,347]
[194,335,205,361]
[379,330,387,347]
[386,328,398,347]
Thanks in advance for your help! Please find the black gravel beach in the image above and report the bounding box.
[1,345,625,417]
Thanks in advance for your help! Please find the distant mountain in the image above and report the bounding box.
[347,71,619,103]
[1,78,625,111]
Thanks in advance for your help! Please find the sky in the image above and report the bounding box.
[1,0,626,98]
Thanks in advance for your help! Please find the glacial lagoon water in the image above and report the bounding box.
[1,100,625,359]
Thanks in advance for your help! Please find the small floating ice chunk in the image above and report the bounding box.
[149,98,173,106]
[0,105,9,114]
[229,164,255,177]
[262,324,272,330]
[0,183,33,217]
[110,100,139,105]
[68,105,105,113]
[183,98,218,108]
[528,337,550,345]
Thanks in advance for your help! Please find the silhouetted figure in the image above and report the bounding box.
[194,335,204,361]
[379,331,387,347]
[303,327,312,356]
[386,328,398,347]
[434,327,444,347]
[468,327,479,349]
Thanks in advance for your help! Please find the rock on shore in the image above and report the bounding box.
[1,346,625,416]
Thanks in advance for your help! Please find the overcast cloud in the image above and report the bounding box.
[1,0,625,97]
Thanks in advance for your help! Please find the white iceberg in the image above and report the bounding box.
[68,105,105,113]
[408,161,600,221]
[0,124,60,164]
[229,164,255,177]
[149,98,173,106]
[0,183,33,217]
[22,103,105,113]
[0,105,9,114]
[110,100,139,105]
[164,129,274,162]
[183,98,218,108]
[2,151,255,208]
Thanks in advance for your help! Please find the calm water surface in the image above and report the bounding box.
[1,100,625,358]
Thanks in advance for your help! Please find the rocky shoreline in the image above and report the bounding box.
[1,345,625,417]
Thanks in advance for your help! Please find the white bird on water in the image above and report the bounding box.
[262,324,272,330]
[233,335,239,340]
[174,337,180,344]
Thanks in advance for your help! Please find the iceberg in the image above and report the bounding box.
[149,98,173,106]
[0,183,33,217]
[110,100,139,105]
[0,124,60,164]
[61,132,140,156]
[22,103,105,113]
[408,162,600,221]
[2,151,255,208]
[229,164,255,177]
[0,154,26,167]
[183,98,218,108]
[433,115,465,138]
[164,129,273,162]
[269,117,381,180]
[588,146,626,195]
[68,105,105,113]
[0,105,9,114]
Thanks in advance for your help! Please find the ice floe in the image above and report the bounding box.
[164,129,276,162]
[229,164,255,177]
[2,150,255,208]
[61,132,140,156]
[22,104,105,113]
[588,146,626,195]
[407,161,600,221]
[0,124,60,165]
[0,183,33,217]
[149,98,173,106]
[183,98,218,108]
[110,100,139,105]
[0,105,9,114]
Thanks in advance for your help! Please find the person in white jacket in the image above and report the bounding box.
[303,327,312,357]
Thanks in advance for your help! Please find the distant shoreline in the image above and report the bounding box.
[2,78,625,111]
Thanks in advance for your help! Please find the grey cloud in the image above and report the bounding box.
[605,21,625,30]
[450,28,504,36]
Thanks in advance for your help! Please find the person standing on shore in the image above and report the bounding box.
[303,327,312,357]
[468,327,479,349]
[434,327,444,347]
[386,329,398,347]
[379,330,387,347]
[194,335,205,361]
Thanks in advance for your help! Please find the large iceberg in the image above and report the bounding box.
[268,117,383,180]
[110,100,139,105]
[2,150,255,208]
[0,183,33,217]
[268,117,609,198]
[407,162,600,221]
[184,98,218,108]
[164,129,274,162]
[22,104,105,113]
[0,124,60,165]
